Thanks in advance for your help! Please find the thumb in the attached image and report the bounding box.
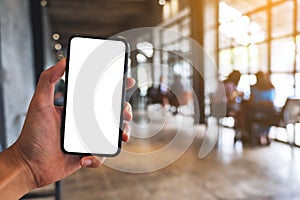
[34,59,66,104]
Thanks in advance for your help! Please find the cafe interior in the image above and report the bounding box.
[1,0,300,199]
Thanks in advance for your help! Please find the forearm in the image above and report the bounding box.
[0,146,35,199]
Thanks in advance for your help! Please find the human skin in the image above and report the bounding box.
[0,59,135,199]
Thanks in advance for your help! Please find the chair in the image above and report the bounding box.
[248,104,282,146]
[146,86,164,105]
[280,97,300,147]
[282,97,300,125]
[209,93,240,145]
[249,97,300,147]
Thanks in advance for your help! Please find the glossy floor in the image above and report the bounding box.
[31,106,300,200]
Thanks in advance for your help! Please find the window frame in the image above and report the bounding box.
[216,0,300,146]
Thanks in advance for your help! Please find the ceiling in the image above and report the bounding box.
[46,0,163,47]
[222,0,268,14]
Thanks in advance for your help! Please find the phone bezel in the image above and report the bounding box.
[60,35,129,157]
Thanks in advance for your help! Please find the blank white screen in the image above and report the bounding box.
[63,37,126,155]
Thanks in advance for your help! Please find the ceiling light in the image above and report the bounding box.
[159,0,166,6]
[54,43,62,51]
[40,0,48,7]
[136,42,154,57]
[52,33,60,41]
[136,53,147,63]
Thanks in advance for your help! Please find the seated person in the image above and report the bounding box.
[220,71,248,139]
[167,75,192,114]
[146,76,169,107]
[211,70,242,119]
[147,85,164,105]
[158,75,169,107]
[249,71,275,145]
[251,71,275,105]
[223,70,243,112]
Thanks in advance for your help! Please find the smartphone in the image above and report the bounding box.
[61,35,129,157]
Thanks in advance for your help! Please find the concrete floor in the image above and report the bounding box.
[30,106,300,200]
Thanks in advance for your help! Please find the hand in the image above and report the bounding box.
[0,59,135,197]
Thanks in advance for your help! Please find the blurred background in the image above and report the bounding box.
[1,0,300,199]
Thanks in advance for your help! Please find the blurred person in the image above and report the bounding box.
[158,75,169,107]
[212,70,262,145]
[146,75,169,109]
[54,79,65,106]
[251,71,275,105]
[146,84,164,106]
[0,59,135,199]
[249,71,275,145]
[167,75,192,115]
[223,70,243,107]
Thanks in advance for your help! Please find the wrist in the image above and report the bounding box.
[0,145,36,199]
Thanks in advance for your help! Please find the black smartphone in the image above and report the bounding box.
[61,35,129,157]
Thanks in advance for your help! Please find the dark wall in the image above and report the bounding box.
[0,12,5,149]
[0,0,35,147]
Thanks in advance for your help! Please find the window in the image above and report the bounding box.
[219,49,233,78]
[249,43,268,73]
[216,0,300,146]
[271,37,295,73]
[221,0,267,14]
[295,73,300,96]
[271,73,295,107]
[232,46,248,73]
[249,11,267,41]
[218,2,269,78]
[296,35,300,71]
[272,1,294,38]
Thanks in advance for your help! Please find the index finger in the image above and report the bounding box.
[34,58,66,104]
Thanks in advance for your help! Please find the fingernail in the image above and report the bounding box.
[122,132,129,142]
[82,159,92,167]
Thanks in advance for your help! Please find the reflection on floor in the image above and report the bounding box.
[59,106,300,199]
